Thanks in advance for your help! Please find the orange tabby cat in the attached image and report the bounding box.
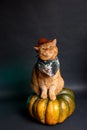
[31,38,64,100]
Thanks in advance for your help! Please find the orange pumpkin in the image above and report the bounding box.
[26,88,76,125]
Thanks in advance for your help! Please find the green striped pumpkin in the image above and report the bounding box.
[26,88,76,125]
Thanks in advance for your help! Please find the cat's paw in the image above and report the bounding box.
[41,92,47,99]
[49,93,56,101]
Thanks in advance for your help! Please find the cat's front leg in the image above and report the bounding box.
[40,86,47,99]
[49,86,56,101]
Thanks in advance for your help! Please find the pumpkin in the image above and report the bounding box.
[26,88,76,125]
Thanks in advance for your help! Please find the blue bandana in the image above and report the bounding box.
[37,57,60,77]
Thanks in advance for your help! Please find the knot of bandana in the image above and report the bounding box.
[37,57,60,77]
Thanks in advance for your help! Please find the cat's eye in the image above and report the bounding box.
[49,45,53,48]
[41,47,45,50]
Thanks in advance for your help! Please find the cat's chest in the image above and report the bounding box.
[37,69,59,89]
[38,70,53,86]
[37,68,59,81]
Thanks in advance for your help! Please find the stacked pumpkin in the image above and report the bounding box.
[26,88,76,125]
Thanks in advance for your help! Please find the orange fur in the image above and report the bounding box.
[31,38,64,100]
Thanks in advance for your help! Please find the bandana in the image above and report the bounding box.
[37,57,60,77]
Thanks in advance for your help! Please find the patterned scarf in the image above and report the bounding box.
[37,57,60,77]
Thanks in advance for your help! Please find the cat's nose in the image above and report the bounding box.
[45,50,48,53]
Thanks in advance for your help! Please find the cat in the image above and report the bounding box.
[31,38,64,101]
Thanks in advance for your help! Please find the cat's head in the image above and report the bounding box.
[34,38,58,61]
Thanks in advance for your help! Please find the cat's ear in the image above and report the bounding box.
[52,39,57,45]
[34,46,39,51]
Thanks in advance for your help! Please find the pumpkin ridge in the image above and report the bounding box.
[45,99,60,125]
[28,95,38,118]
[58,97,69,123]
[44,98,49,124]
[61,97,70,117]
[57,98,62,123]
[59,94,75,116]
[37,98,49,124]
[58,88,75,100]
[44,98,50,124]
[32,97,40,119]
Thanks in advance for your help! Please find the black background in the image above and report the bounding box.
[0,0,87,130]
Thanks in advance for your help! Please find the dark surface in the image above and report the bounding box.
[0,0,87,130]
